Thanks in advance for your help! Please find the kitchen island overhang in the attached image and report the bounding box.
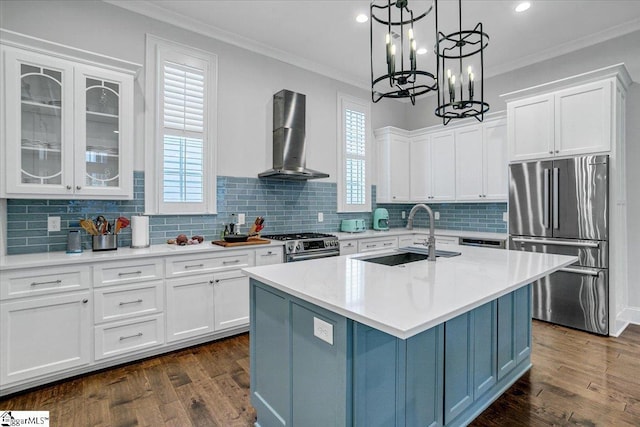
[243,246,577,427]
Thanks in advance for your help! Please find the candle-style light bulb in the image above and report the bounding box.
[410,39,416,66]
[390,44,396,76]
[450,74,456,103]
[408,28,414,40]
[386,33,391,64]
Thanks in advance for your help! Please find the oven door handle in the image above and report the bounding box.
[288,252,339,261]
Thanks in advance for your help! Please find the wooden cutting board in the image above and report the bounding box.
[212,237,271,247]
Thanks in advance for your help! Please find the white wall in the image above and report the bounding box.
[0,0,405,182]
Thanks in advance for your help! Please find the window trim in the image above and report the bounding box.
[144,34,218,214]
[336,92,372,213]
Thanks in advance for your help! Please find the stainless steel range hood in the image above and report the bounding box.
[259,90,329,180]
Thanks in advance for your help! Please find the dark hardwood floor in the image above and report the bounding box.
[2,321,640,426]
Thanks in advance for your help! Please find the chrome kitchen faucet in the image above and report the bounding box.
[406,204,437,261]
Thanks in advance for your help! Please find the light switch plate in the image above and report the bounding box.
[318,212,324,222]
[434,212,440,220]
[238,213,245,225]
[313,317,333,345]
[48,216,61,232]
[503,212,509,222]
[401,211,406,219]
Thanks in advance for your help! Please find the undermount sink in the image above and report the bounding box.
[357,248,461,266]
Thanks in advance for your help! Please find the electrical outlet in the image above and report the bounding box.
[318,212,324,222]
[238,213,245,225]
[434,212,440,220]
[313,317,333,345]
[401,211,406,219]
[48,216,61,232]
[503,212,509,222]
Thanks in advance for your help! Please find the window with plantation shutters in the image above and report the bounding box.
[337,94,371,213]
[145,36,217,215]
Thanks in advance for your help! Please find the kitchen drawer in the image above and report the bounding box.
[255,246,284,266]
[166,251,254,277]
[358,237,398,253]
[94,259,163,287]
[94,281,164,324]
[436,236,460,246]
[340,240,358,255]
[94,314,165,360]
[1,266,90,300]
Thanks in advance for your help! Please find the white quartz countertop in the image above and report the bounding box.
[243,245,576,339]
[0,240,285,270]
[333,228,508,241]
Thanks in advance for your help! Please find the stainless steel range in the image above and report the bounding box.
[261,232,340,262]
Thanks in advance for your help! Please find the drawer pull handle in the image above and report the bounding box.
[261,251,275,256]
[119,332,143,341]
[366,244,376,248]
[223,260,240,265]
[118,271,142,276]
[30,279,62,287]
[383,243,393,246]
[214,276,240,283]
[119,299,143,306]
[184,264,204,269]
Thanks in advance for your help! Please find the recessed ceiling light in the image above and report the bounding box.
[515,2,531,13]
[416,47,428,55]
[356,14,368,23]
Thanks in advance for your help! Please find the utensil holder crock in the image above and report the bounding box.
[92,235,117,251]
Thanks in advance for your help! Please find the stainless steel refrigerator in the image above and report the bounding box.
[508,155,609,335]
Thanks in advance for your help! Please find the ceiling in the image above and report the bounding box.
[106,1,640,89]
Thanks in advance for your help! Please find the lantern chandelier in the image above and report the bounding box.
[369,0,490,124]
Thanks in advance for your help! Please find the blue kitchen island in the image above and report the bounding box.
[243,245,576,427]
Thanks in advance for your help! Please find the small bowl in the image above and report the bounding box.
[224,234,249,243]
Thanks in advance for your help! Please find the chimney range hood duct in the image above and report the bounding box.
[259,90,329,180]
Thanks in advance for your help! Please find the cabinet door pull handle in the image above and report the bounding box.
[119,299,143,306]
[184,264,204,269]
[119,332,143,341]
[118,271,142,276]
[223,260,240,265]
[31,279,62,287]
[76,185,82,190]
[82,299,89,304]
[66,185,72,190]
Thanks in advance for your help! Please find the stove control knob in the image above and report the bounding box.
[287,243,295,251]
[296,244,301,250]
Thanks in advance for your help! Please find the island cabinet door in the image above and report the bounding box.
[444,312,474,424]
[473,301,498,399]
[497,285,532,380]
[290,303,350,427]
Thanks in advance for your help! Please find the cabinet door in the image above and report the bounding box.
[410,135,431,201]
[3,47,74,196]
[555,80,612,156]
[483,119,508,200]
[497,292,516,380]
[74,65,133,198]
[455,126,484,201]
[473,301,497,399]
[430,131,456,201]
[166,275,214,342]
[444,311,474,424]
[1,292,90,385]
[389,135,410,202]
[213,270,250,331]
[508,94,554,161]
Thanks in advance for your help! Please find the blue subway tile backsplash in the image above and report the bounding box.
[5,172,507,254]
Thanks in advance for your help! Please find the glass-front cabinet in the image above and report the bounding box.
[2,46,134,199]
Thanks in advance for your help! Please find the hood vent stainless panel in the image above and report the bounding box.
[259,90,329,180]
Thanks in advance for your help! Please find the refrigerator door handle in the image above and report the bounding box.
[511,237,600,248]
[559,267,601,277]
[543,169,550,229]
[552,167,559,229]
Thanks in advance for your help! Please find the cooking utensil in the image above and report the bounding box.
[115,216,130,234]
[80,219,99,235]
[224,234,249,243]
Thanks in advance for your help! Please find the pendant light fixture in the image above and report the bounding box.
[435,0,489,124]
[370,0,437,105]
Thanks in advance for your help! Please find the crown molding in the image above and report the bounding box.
[102,0,370,90]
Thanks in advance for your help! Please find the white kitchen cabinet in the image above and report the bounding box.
[213,270,250,331]
[94,314,164,361]
[339,240,358,255]
[93,281,164,324]
[255,246,284,266]
[410,131,456,202]
[0,291,91,385]
[166,274,215,342]
[358,237,398,253]
[376,128,411,203]
[2,45,134,199]
[455,119,507,201]
[506,80,613,162]
[0,265,90,300]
